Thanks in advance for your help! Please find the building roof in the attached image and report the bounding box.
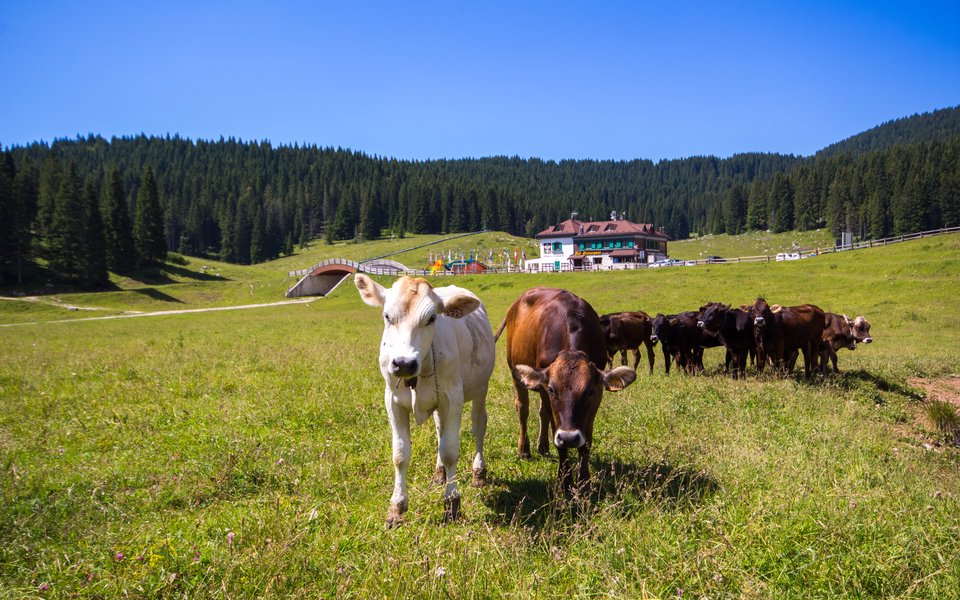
[536,218,669,240]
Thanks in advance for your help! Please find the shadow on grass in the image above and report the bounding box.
[125,263,230,286]
[131,288,185,303]
[483,458,719,529]
[836,368,924,401]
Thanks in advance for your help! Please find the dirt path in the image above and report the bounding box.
[0,297,318,327]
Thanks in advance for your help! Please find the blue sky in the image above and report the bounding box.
[1,1,958,160]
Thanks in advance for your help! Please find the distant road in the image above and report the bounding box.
[0,297,318,328]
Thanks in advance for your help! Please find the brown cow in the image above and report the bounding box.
[751,299,826,377]
[599,311,656,374]
[798,313,873,373]
[499,287,636,492]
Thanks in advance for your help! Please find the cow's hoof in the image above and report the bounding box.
[537,444,551,457]
[432,465,446,486]
[443,496,460,523]
[472,468,487,487]
[385,500,407,528]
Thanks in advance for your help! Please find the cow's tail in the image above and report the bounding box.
[493,318,507,342]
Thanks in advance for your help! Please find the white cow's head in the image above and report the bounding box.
[355,274,481,380]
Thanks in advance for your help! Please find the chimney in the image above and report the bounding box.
[571,211,579,221]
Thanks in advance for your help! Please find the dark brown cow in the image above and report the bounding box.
[499,287,637,492]
[651,312,701,374]
[751,299,826,377]
[599,311,656,374]
[696,302,756,379]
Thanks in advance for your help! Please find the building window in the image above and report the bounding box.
[616,240,622,248]
[552,242,562,252]
[578,243,585,251]
[627,241,634,248]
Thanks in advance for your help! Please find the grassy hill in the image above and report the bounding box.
[669,229,835,260]
[1,233,959,598]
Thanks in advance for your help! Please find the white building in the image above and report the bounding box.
[526,212,669,272]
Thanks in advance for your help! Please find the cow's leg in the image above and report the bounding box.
[830,348,840,373]
[576,444,591,497]
[631,347,641,371]
[470,388,488,487]
[514,382,531,459]
[620,349,629,367]
[438,398,464,522]
[385,392,412,528]
[644,340,655,374]
[663,347,672,374]
[536,389,552,456]
[557,446,573,494]
[432,412,446,485]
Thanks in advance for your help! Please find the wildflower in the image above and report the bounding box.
[227,532,235,546]
[435,566,446,578]
[39,582,49,592]
[115,552,124,561]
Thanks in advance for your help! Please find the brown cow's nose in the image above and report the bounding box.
[554,429,585,449]
[863,337,873,343]
[696,321,705,328]
[391,357,419,378]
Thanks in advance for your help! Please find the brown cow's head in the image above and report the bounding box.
[513,350,635,449]
[697,302,728,333]
[355,274,480,381]
[750,297,774,328]
[848,315,873,345]
[650,313,675,344]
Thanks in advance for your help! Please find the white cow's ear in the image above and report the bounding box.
[602,366,637,392]
[354,274,385,307]
[514,364,547,390]
[441,293,481,319]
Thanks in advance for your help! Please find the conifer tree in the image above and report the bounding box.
[101,166,136,272]
[0,151,15,282]
[134,166,167,264]
[250,206,265,263]
[9,158,39,283]
[47,163,86,280]
[81,178,109,289]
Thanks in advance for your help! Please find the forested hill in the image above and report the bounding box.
[817,105,960,159]
[1,107,959,286]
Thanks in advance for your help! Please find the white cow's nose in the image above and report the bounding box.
[391,357,419,377]
[554,429,585,449]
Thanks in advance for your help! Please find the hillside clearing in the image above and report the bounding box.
[1,234,958,598]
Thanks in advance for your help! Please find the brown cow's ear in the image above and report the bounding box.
[355,274,385,307]
[602,366,637,392]
[441,293,481,319]
[514,364,547,390]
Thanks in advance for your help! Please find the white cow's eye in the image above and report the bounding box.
[427,315,436,325]
[384,314,393,325]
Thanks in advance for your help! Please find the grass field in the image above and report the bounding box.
[1,233,959,598]
[669,229,836,261]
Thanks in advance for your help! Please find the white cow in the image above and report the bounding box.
[354,274,495,526]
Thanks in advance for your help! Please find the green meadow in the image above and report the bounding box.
[1,233,959,598]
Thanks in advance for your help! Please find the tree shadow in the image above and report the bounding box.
[131,288,184,303]
[482,458,719,529]
[160,263,230,282]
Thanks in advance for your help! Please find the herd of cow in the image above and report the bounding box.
[353,274,873,527]
[601,299,873,380]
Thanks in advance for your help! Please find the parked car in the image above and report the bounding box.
[706,255,724,264]
[775,252,801,261]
